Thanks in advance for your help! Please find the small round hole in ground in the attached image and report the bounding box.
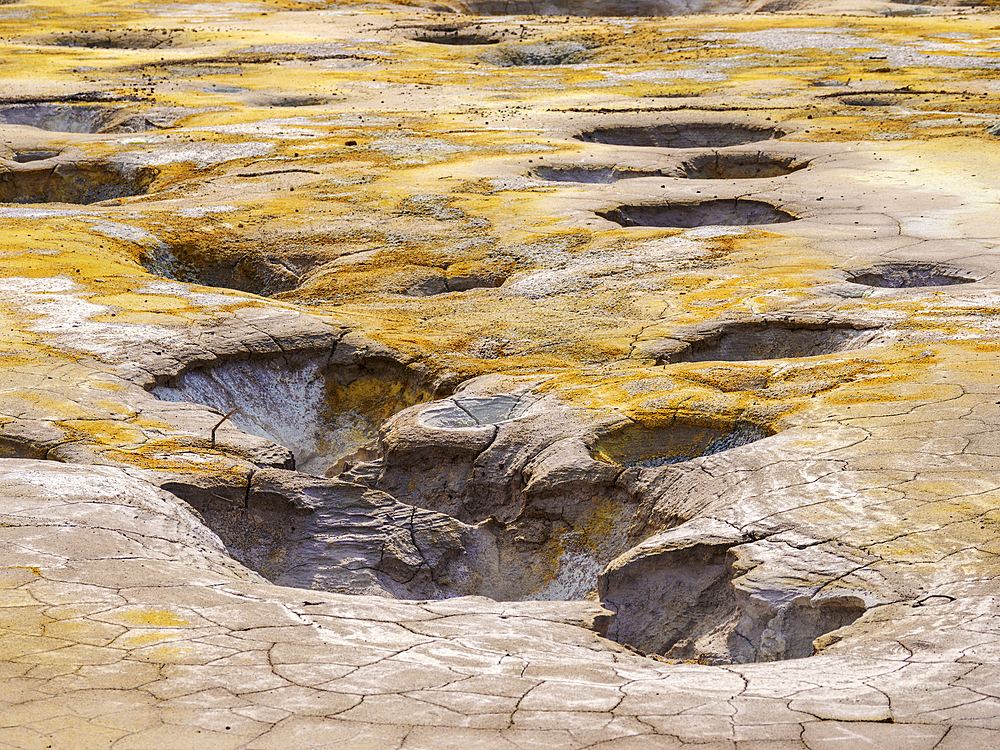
[576,123,785,149]
[590,420,769,469]
[680,152,809,179]
[662,320,884,363]
[0,162,158,204]
[847,262,977,288]
[599,199,796,229]
[531,165,662,183]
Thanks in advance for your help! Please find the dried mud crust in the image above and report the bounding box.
[599,199,797,228]
[5,3,1000,747]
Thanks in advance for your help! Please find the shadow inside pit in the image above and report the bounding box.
[533,154,808,184]
[12,150,60,163]
[0,162,159,204]
[45,29,177,49]
[0,103,149,133]
[590,420,769,469]
[531,165,662,183]
[482,41,587,66]
[601,534,868,663]
[406,273,506,296]
[152,351,436,478]
[660,320,883,363]
[576,123,785,149]
[142,242,303,297]
[847,262,977,288]
[413,29,501,44]
[681,152,809,179]
[600,199,796,228]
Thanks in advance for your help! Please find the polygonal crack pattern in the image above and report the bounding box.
[590,420,769,469]
[662,320,884,363]
[847,262,978,288]
[0,162,158,204]
[600,199,796,228]
[576,123,785,149]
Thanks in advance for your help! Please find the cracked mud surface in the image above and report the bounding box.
[3,0,1000,746]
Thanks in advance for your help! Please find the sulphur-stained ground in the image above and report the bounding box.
[3,0,1000,746]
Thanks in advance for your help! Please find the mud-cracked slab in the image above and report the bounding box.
[3,0,1000,747]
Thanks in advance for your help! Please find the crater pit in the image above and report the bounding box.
[44,29,178,49]
[412,26,501,45]
[0,162,158,204]
[531,165,662,183]
[406,272,506,296]
[599,531,868,663]
[153,349,437,477]
[576,123,785,149]
[0,103,145,134]
[483,41,587,66]
[591,420,769,469]
[142,242,302,297]
[680,152,809,179]
[11,149,60,163]
[846,262,978,288]
[599,199,796,228]
[661,320,885,363]
[839,95,900,107]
